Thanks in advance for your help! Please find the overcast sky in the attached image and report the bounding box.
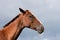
[0,0,60,40]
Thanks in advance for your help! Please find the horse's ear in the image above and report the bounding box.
[19,8,25,14]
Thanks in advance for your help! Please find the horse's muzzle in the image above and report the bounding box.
[37,25,44,34]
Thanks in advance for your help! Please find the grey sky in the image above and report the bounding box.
[0,0,60,40]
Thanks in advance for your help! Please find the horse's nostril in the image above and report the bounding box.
[41,25,44,33]
[37,25,44,34]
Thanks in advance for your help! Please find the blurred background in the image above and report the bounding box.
[0,0,60,40]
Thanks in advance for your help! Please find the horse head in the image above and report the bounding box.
[19,8,44,34]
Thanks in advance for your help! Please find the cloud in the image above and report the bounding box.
[45,0,60,8]
[0,0,60,40]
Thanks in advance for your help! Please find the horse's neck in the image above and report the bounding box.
[12,25,24,40]
[3,15,24,40]
[12,20,25,40]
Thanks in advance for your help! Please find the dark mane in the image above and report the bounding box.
[3,14,20,28]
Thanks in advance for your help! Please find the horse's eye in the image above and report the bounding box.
[29,15,33,20]
[29,15,33,18]
[29,16,32,18]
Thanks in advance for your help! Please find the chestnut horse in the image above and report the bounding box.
[0,8,44,40]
